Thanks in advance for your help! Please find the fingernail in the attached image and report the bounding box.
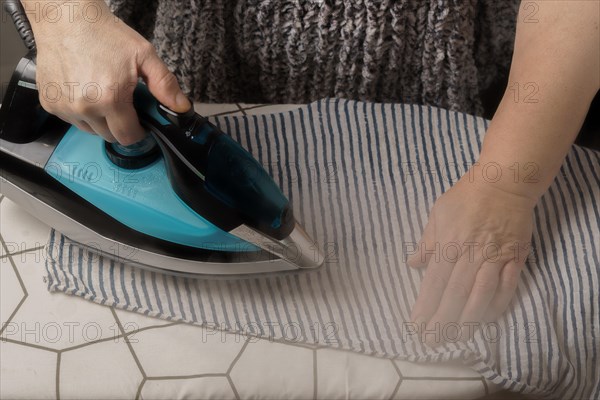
[176,92,191,111]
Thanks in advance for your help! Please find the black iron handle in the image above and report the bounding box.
[3,0,36,52]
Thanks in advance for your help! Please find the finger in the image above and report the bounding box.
[457,262,502,341]
[106,104,146,146]
[410,257,455,329]
[511,240,532,265]
[50,111,83,131]
[74,120,95,134]
[86,117,117,143]
[484,261,523,323]
[138,47,191,113]
[425,256,482,346]
[407,219,436,269]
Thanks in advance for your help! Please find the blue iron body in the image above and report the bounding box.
[46,127,259,252]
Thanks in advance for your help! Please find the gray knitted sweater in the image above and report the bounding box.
[107,0,519,115]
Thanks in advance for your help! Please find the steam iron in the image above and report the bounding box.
[0,1,323,276]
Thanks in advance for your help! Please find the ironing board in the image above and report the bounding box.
[0,103,499,400]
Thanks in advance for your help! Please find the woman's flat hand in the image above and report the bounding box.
[407,171,536,347]
[28,0,191,144]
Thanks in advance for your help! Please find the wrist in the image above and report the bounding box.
[474,132,568,203]
[459,161,541,209]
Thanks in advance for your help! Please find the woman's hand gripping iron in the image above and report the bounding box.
[0,0,323,276]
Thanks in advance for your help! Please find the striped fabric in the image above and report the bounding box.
[46,100,599,399]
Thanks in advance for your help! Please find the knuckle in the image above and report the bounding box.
[157,70,177,89]
[95,94,115,109]
[473,279,498,293]
[473,276,497,293]
[138,40,156,56]
[71,100,94,116]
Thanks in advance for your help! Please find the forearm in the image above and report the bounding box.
[19,0,112,32]
[477,0,599,201]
